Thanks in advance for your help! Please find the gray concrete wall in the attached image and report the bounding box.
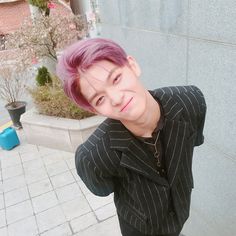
[98,0,236,235]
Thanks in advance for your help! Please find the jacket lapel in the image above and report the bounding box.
[162,119,189,186]
[109,121,169,186]
[121,140,169,186]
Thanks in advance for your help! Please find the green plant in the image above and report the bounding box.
[29,76,94,119]
[36,66,52,86]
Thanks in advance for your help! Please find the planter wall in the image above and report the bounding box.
[21,108,105,152]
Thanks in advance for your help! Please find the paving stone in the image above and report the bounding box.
[61,151,74,160]
[23,159,44,172]
[75,215,122,236]
[45,161,69,177]
[40,223,72,236]
[36,205,66,233]
[32,191,59,214]
[55,182,82,203]
[60,196,91,221]
[94,202,117,221]
[38,147,61,159]
[0,208,6,227]
[77,179,91,195]
[24,167,48,184]
[0,193,4,209]
[1,154,21,169]
[0,150,20,159]
[65,158,75,170]
[70,212,97,233]
[50,171,75,189]
[70,169,81,182]
[6,200,33,224]
[28,178,53,198]
[42,154,61,166]
[1,164,23,180]
[5,186,29,207]
[20,151,41,163]
[8,215,38,236]
[0,226,7,236]
[85,193,113,211]
[16,144,38,154]
[3,175,27,193]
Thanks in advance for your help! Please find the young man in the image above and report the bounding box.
[57,38,206,236]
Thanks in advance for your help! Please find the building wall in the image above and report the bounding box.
[0,0,30,34]
[98,1,236,235]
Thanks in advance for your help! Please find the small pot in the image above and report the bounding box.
[5,101,27,128]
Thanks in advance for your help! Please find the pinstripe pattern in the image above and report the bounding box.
[75,85,206,235]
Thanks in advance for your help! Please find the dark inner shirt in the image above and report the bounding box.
[135,100,167,178]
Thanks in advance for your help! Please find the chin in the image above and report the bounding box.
[123,111,143,122]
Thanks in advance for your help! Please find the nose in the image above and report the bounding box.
[107,89,124,106]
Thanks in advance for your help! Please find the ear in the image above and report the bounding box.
[127,55,141,77]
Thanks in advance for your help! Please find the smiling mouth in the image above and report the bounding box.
[120,97,133,112]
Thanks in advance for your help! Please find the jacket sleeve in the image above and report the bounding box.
[191,86,206,146]
[185,85,207,146]
[75,146,114,196]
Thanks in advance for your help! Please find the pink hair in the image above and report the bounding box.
[56,38,128,111]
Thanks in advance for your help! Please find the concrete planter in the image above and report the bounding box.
[21,108,105,152]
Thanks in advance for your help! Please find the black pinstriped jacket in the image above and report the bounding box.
[75,85,206,235]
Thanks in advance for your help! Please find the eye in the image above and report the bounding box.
[96,96,105,106]
[113,74,121,84]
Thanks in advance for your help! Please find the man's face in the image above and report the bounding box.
[79,56,148,122]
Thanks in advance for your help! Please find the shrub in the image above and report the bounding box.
[28,0,48,9]
[36,66,52,86]
[29,76,94,120]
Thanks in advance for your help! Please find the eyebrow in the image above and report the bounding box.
[87,66,119,103]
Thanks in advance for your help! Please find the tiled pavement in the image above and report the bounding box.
[0,129,122,236]
[1,128,222,236]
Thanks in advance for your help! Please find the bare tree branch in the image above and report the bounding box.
[5,13,89,67]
